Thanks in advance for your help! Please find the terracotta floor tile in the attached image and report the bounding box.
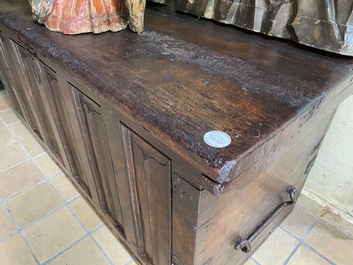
[48,236,110,265]
[0,161,45,200]
[50,173,79,202]
[305,220,353,265]
[287,245,330,265]
[0,234,36,265]
[0,126,16,148]
[281,205,318,238]
[93,226,132,265]
[0,204,17,240]
[0,143,29,172]
[34,153,61,178]
[8,122,31,140]
[23,207,86,263]
[0,108,19,125]
[7,182,63,227]
[252,228,299,265]
[69,197,103,231]
[20,136,45,157]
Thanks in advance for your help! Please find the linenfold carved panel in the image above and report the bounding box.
[120,124,172,265]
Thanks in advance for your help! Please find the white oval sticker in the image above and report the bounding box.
[204,131,231,148]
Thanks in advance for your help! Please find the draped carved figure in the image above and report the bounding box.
[29,0,146,34]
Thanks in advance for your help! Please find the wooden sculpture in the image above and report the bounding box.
[29,0,146,34]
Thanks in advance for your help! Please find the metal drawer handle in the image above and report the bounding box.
[235,186,297,253]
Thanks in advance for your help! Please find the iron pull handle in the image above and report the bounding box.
[235,186,297,253]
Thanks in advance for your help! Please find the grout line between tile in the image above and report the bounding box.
[0,200,41,265]
[5,182,77,235]
[31,154,62,179]
[301,243,337,265]
[282,241,302,265]
[15,203,67,231]
[1,201,22,231]
[0,113,118,264]
[16,134,33,141]
[0,157,31,174]
[46,174,78,200]
[91,223,106,234]
[281,218,318,265]
[0,110,20,126]
[46,166,119,265]
[0,229,20,244]
[249,256,261,265]
[19,231,41,265]
[66,203,116,265]
[3,172,69,203]
[281,218,337,265]
[40,221,111,265]
[1,118,55,177]
[90,227,117,265]
[47,171,67,181]
[13,200,95,265]
[4,178,48,202]
[17,203,87,264]
[124,258,135,265]
[41,233,90,265]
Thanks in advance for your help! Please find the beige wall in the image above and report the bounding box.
[305,95,353,219]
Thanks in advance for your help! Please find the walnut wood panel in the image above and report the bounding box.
[11,40,56,143]
[2,2,353,186]
[99,113,139,247]
[4,39,44,139]
[0,34,24,118]
[29,60,67,166]
[31,60,85,178]
[121,124,172,265]
[59,83,101,204]
[80,92,124,225]
[192,106,339,265]
[172,174,207,265]
[2,2,353,265]
[64,84,124,223]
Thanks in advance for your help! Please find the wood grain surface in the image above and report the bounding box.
[1,0,353,185]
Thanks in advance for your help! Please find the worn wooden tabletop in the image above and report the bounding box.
[1,0,353,183]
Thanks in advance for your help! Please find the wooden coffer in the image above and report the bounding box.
[1,2,353,265]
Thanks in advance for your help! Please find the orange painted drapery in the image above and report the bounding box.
[29,0,146,34]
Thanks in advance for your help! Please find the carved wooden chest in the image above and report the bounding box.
[1,2,353,264]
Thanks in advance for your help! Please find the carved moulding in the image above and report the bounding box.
[28,0,146,34]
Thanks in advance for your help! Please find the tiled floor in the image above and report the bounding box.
[0,89,352,265]
[0,90,135,265]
